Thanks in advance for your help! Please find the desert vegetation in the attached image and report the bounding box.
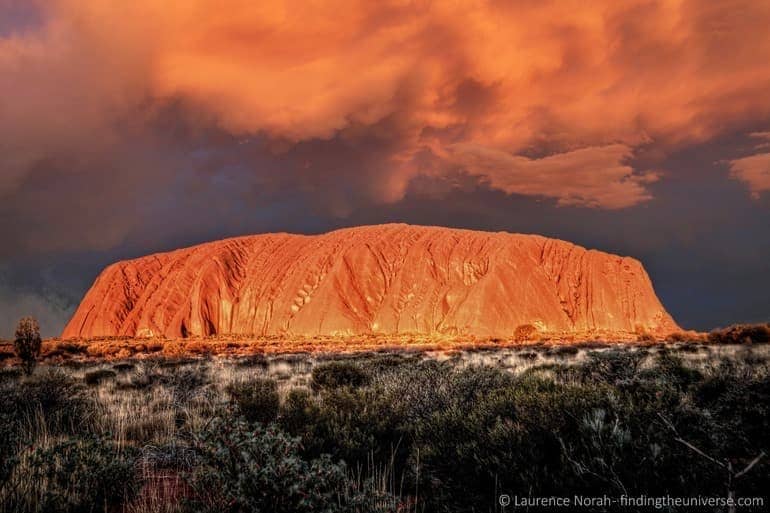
[13,317,42,375]
[1,334,769,512]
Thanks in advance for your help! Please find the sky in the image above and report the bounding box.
[1,0,769,337]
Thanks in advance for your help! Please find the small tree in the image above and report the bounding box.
[14,317,42,375]
[514,323,538,342]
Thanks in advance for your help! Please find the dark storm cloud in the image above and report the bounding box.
[0,0,43,37]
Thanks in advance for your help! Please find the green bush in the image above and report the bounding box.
[311,361,369,390]
[279,388,319,435]
[184,417,395,513]
[312,387,407,466]
[406,374,615,509]
[24,436,139,513]
[226,377,280,424]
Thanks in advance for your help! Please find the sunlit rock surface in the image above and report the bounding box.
[62,224,679,339]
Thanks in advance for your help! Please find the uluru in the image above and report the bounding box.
[62,224,679,339]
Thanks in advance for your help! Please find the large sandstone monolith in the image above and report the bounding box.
[62,224,679,339]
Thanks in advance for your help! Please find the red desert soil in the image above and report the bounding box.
[61,224,679,345]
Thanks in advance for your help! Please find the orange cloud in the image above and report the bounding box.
[3,0,770,208]
[439,143,658,209]
[728,132,770,198]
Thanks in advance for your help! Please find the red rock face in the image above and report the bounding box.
[62,224,679,339]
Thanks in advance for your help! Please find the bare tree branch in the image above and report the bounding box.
[657,413,726,469]
[735,451,766,479]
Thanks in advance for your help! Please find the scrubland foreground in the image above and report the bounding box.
[1,339,769,512]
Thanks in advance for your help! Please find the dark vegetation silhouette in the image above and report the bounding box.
[0,326,768,512]
[13,317,41,375]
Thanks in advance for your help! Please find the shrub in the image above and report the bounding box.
[311,361,369,391]
[184,340,210,355]
[234,354,269,369]
[279,388,319,435]
[1,368,98,437]
[112,362,135,372]
[146,341,163,352]
[0,409,19,488]
[514,324,538,342]
[84,368,117,385]
[0,367,22,382]
[114,362,160,390]
[184,417,393,513]
[708,323,770,345]
[547,345,580,358]
[226,378,280,424]
[637,332,655,342]
[158,357,201,368]
[665,331,691,342]
[24,436,139,513]
[397,370,613,509]
[157,365,211,403]
[577,349,646,385]
[302,387,408,467]
[677,343,700,353]
[638,352,703,389]
[358,354,414,373]
[13,317,42,375]
[54,341,87,355]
